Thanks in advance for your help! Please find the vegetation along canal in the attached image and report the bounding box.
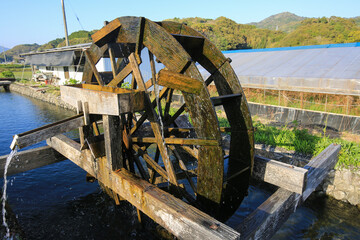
[0,89,359,239]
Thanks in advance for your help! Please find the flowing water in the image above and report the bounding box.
[2,147,17,239]
[0,89,359,239]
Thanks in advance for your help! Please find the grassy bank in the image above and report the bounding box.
[219,117,359,169]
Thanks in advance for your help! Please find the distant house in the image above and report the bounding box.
[21,43,110,85]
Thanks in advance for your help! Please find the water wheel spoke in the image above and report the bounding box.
[133,144,168,180]
[129,52,178,185]
[164,88,173,122]
[165,104,186,126]
[107,62,132,87]
[84,50,104,85]
[108,44,117,78]
[150,147,160,184]
[132,152,150,180]
[169,145,197,194]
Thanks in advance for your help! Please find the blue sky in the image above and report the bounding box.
[1,0,359,48]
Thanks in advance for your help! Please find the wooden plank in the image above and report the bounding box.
[0,146,66,177]
[11,114,85,150]
[103,115,123,171]
[60,84,145,115]
[157,69,203,94]
[47,135,240,240]
[92,18,121,46]
[237,144,340,240]
[252,155,308,194]
[211,94,242,107]
[0,81,11,86]
[132,137,219,146]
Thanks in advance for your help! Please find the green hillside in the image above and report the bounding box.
[3,13,360,63]
[248,12,306,33]
[167,16,286,50]
[272,16,360,47]
[0,44,39,62]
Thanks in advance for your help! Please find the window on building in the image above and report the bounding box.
[46,66,54,71]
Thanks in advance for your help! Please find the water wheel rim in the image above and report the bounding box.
[82,16,254,221]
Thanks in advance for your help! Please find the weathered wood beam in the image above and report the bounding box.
[47,135,240,240]
[157,69,203,94]
[61,84,146,115]
[132,137,219,146]
[11,114,85,150]
[0,146,66,177]
[92,18,121,47]
[252,155,308,194]
[103,115,123,171]
[237,144,340,240]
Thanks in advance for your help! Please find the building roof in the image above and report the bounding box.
[221,43,360,96]
[21,43,91,67]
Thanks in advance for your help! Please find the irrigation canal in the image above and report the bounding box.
[0,89,359,239]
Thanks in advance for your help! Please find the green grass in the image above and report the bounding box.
[218,117,360,169]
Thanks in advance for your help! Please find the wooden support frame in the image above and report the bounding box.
[252,155,308,194]
[46,134,240,240]
[11,114,85,150]
[237,144,341,240]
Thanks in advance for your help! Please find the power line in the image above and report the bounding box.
[66,0,85,30]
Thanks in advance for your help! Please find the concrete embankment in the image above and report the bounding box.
[9,83,76,111]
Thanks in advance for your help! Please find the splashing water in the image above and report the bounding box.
[2,146,18,239]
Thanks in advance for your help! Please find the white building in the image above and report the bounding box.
[21,43,109,85]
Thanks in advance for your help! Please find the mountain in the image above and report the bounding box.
[249,12,306,33]
[0,46,9,53]
[0,44,39,62]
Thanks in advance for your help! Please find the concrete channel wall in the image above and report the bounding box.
[249,102,360,135]
[9,83,76,111]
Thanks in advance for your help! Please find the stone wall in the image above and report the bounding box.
[321,168,360,208]
[9,83,76,111]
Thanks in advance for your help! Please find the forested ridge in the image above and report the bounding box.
[2,12,360,62]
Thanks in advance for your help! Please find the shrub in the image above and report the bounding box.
[0,70,15,78]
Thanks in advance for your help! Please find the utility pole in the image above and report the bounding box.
[61,0,69,46]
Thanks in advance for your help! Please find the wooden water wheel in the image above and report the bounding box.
[82,17,254,221]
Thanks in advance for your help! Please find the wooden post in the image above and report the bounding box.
[324,94,328,112]
[278,90,281,106]
[103,115,123,171]
[346,95,352,115]
[300,92,304,109]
